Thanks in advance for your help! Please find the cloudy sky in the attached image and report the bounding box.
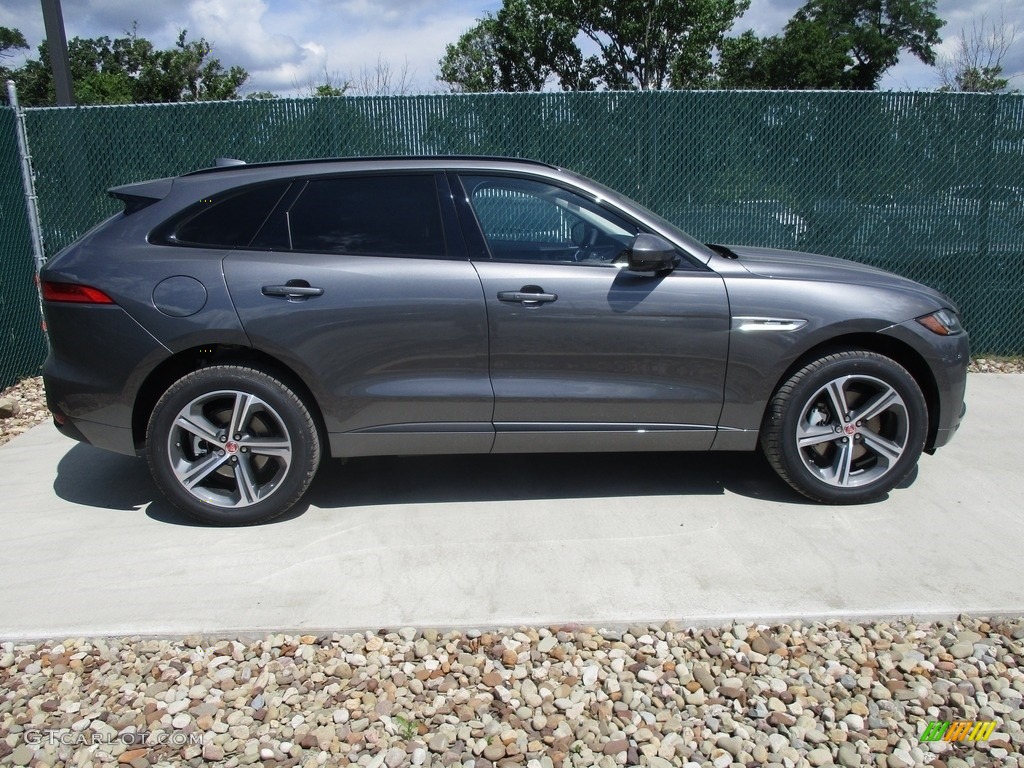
[1,0,1021,95]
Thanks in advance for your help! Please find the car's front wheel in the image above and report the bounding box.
[146,365,321,525]
[761,351,927,504]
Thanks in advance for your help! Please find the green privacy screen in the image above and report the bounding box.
[0,107,46,390]
[4,90,1023,387]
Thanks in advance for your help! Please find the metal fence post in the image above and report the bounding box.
[5,80,47,276]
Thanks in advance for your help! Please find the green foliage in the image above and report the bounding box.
[438,0,748,92]
[10,26,248,106]
[720,16,856,88]
[295,67,350,98]
[439,0,586,92]
[393,715,417,740]
[937,13,1017,93]
[441,0,944,92]
[314,83,347,97]
[0,26,28,58]
[0,26,29,81]
[801,0,944,89]
[438,20,502,93]
[551,0,751,90]
[943,66,1009,93]
[722,0,945,90]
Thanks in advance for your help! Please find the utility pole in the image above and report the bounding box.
[40,0,74,106]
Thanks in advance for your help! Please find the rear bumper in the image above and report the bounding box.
[49,410,138,455]
[42,303,170,457]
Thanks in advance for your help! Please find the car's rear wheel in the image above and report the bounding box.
[761,351,927,504]
[146,365,321,525]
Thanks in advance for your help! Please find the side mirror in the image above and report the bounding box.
[628,233,678,273]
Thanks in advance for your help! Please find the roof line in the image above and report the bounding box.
[182,155,559,177]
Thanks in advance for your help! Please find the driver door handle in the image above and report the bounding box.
[497,287,558,305]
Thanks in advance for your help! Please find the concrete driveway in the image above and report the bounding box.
[1,373,1021,641]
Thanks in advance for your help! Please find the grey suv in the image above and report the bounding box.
[40,157,968,524]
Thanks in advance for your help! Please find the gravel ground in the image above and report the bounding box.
[968,359,1024,374]
[1,618,1022,768]
[0,377,45,448]
[2,369,1022,767]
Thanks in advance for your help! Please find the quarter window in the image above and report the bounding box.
[162,182,289,248]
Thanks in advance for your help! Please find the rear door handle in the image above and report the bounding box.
[262,281,324,300]
[497,287,558,305]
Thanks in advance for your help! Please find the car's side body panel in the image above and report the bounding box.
[711,251,969,449]
[43,303,170,455]
[223,251,495,456]
[472,261,730,452]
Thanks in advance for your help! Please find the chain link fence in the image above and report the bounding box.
[2,91,1022,389]
[0,106,46,391]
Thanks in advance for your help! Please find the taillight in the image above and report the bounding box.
[42,281,116,304]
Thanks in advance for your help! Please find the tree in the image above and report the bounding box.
[0,26,27,61]
[0,26,28,81]
[552,0,751,89]
[438,0,588,92]
[438,0,749,92]
[719,16,858,88]
[351,56,414,96]
[295,67,350,98]
[438,18,504,93]
[11,27,248,106]
[144,30,249,102]
[937,12,1018,92]
[722,0,945,90]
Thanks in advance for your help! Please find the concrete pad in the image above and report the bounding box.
[0,373,1021,640]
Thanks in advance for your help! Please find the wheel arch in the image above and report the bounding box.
[131,344,329,455]
[769,332,941,451]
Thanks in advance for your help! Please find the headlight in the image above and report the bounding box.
[916,309,963,336]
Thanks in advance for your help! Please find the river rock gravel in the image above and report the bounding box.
[1,617,1022,768]
[0,377,46,447]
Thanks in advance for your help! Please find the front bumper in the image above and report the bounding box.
[881,319,969,452]
[930,399,967,451]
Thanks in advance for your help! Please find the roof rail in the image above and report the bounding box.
[182,155,557,177]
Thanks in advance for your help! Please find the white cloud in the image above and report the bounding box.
[181,0,325,92]
[297,10,481,93]
[2,0,1020,95]
[175,0,483,95]
[734,0,799,36]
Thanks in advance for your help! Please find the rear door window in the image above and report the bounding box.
[287,175,446,257]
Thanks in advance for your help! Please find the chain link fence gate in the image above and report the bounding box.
[3,90,1023,390]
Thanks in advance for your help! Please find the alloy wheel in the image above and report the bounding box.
[167,389,293,508]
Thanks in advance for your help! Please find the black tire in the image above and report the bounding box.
[146,365,321,525]
[761,350,927,504]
